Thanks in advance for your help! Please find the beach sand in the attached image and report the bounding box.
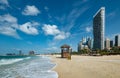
[52,55,120,78]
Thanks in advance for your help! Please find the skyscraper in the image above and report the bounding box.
[78,41,84,52]
[105,38,110,49]
[93,7,105,50]
[110,40,114,48]
[115,35,120,46]
[78,37,93,52]
[87,37,93,50]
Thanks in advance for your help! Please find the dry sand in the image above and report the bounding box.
[52,55,120,78]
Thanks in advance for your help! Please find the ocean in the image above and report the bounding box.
[0,55,58,78]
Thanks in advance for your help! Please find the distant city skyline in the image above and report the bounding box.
[0,0,120,54]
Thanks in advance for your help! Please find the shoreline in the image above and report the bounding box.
[50,59,58,78]
[46,55,59,78]
[51,55,120,78]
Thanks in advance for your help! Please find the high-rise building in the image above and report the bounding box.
[115,35,120,46]
[78,37,93,52]
[78,41,83,52]
[82,37,87,45]
[110,40,114,47]
[87,37,93,49]
[105,38,110,49]
[19,50,22,55]
[93,7,105,50]
[29,51,35,55]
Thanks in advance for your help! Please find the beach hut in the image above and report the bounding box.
[61,44,72,58]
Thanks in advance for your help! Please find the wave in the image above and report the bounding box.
[0,56,58,78]
[0,57,31,66]
[24,57,31,59]
[0,59,23,66]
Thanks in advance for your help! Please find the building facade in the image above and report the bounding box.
[115,35,120,46]
[78,37,93,52]
[110,40,114,48]
[105,38,110,49]
[78,41,84,52]
[93,7,105,50]
[29,51,35,55]
[87,38,93,50]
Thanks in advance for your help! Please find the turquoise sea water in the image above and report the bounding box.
[0,55,58,78]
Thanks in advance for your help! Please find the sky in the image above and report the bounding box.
[0,0,120,55]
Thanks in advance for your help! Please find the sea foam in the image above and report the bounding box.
[0,58,23,66]
[0,56,58,78]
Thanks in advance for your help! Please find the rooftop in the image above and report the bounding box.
[61,44,70,48]
[93,7,105,18]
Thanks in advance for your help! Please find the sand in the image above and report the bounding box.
[52,55,120,78]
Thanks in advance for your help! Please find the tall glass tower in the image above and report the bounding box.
[115,35,120,46]
[93,7,105,50]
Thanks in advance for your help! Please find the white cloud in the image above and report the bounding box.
[85,26,92,33]
[0,0,8,5]
[42,24,70,40]
[19,22,39,35]
[0,14,17,24]
[56,6,89,32]
[46,46,58,50]
[45,46,59,53]
[22,5,40,16]
[72,0,89,7]
[42,24,60,35]
[54,32,70,40]
[83,0,88,2]
[44,6,49,11]
[0,27,20,39]
[107,33,120,40]
[27,41,32,44]
[107,11,117,20]
[0,0,9,9]
[0,6,5,9]
[0,14,20,39]
[0,14,40,38]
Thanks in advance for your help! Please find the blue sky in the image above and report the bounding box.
[0,0,120,55]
